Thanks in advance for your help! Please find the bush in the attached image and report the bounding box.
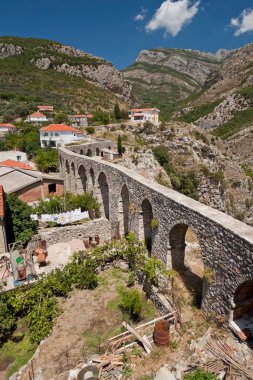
[86,126,95,134]
[118,287,144,321]
[32,192,100,217]
[5,194,38,245]
[183,368,218,380]
[34,149,59,173]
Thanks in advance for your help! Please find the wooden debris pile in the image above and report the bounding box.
[195,328,253,380]
[87,312,177,379]
[108,312,177,354]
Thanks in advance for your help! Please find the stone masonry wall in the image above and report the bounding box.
[38,218,111,247]
[59,142,253,321]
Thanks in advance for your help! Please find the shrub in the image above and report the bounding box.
[86,126,95,134]
[183,368,218,380]
[151,219,159,229]
[118,287,144,321]
[5,194,38,245]
[34,148,59,173]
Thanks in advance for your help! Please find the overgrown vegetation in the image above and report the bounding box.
[0,255,97,345]
[183,368,218,380]
[5,194,38,245]
[153,146,199,200]
[214,107,253,140]
[179,100,221,123]
[34,148,58,172]
[0,235,167,348]
[32,192,100,216]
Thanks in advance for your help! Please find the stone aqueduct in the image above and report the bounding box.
[59,141,253,322]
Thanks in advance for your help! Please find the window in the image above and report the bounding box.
[48,183,56,193]
[55,133,59,136]
[44,132,48,136]
[16,155,21,161]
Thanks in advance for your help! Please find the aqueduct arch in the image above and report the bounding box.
[169,223,204,306]
[233,280,253,320]
[98,172,109,220]
[87,149,92,157]
[139,199,153,251]
[77,165,87,194]
[118,184,130,237]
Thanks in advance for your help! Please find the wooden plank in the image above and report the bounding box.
[122,322,152,353]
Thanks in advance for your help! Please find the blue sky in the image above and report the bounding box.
[1,0,253,69]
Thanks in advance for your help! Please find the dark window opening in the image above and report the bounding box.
[48,183,56,193]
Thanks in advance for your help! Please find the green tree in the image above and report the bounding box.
[54,112,68,124]
[5,194,38,245]
[117,134,123,157]
[34,149,59,173]
[114,102,121,121]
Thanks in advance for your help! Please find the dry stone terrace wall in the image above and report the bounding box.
[59,142,253,321]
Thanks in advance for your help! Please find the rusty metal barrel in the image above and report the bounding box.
[154,320,170,346]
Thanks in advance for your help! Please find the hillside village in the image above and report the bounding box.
[0,36,253,380]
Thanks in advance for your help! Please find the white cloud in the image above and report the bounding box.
[230,8,253,36]
[145,0,200,36]
[135,7,147,22]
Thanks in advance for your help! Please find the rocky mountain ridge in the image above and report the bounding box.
[0,37,133,111]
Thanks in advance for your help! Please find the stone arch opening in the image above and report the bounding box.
[118,184,130,237]
[233,281,253,322]
[96,147,100,156]
[108,146,111,150]
[71,162,77,194]
[59,155,63,170]
[98,172,109,220]
[169,224,204,307]
[65,160,71,192]
[139,199,153,252]
[80,149,84,155]
[90,168,95,187]
[77,165,87,194]
[87,149,92,157]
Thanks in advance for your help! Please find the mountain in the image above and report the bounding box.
[0,36,133,113]
[122,47,230,118]
[123,44,253,173]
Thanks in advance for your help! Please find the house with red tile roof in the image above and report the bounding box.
[129,108,160,127]
[0,123,16,132]
[69,114,88,127]
[40,124,84,148]
[37,105,54,113]
[0,159,33,171]
[26,111,47,123]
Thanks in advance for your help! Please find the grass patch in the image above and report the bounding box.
[214,106,253,139]
[0,319,35,379]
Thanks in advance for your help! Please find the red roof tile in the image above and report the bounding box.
[130,108,159,112]
[86,114,94,118]
[0,159,33,170]
[0,123,16,128]
[30,112,46,118]
[0,185,4,218]
[40,124,83,134]
[38,106,54,110]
